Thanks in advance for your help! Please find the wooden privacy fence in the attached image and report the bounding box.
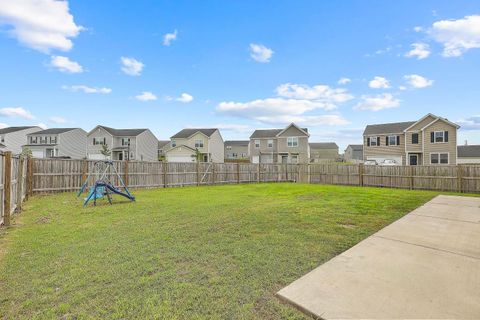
[0,152,29,227]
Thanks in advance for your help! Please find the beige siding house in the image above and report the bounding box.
[25,128,87,159]
[87,125,158,161]
[249,123,310,164]
[225,140,249,161]
[363,113,459,165]
[0,126,42,154]
[166,128,224,163]
[309,142,339,162]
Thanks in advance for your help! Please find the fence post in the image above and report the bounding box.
[163,162,168,188]
[81,159,87,184]
[257,163,261,183]
[236,163,240,184]
[16,156,24,212]
[196,161,200,186]
[124,160,129,187]
[26,156,34,198]
[3,152,12,226]
[457,165,463,193]
[409,166,414,190]
[212,163,216,185]
[285,164,288,182]
[358,163,364,187]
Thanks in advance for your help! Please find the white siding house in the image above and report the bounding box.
[0,126,42,154]
[25,128,87,159]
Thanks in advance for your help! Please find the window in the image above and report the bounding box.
[50,136,57,144]
[412,133,419,144]
[369,136,379,147]
[226,146,232,150]
[171,140,176,147]
[93,137,106,145]
[386,135,399,146]
[430,153,449,164]
[267,139,273,148]
[431,131,449,143]
[287,137,298,147]
[122,138,130,146]
[195,139,204,148]
[30,136,37,144]
[232,153,238,158]
[291,155,298,163]
[241,152,247,158]
[254,140,260,148]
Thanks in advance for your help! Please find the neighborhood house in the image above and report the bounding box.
[0,126,42,154]
[363,114,459,165]
[309,142,339,163]
[87,125,158,161]
[165,128,224,163]
[224,140,249,161]
[457,145,480,164]
[25,128,87,159]
[344,144,363,162]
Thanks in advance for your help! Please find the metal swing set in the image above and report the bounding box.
[77,160,135,206]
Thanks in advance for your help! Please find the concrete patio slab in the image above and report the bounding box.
[277,195,480,319]
[411,203,480,223]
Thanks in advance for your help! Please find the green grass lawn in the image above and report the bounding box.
[0,183,445,319]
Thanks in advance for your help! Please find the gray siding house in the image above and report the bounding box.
[158,140,170,160]
[249,123,310,164]
[0,126,42,154]
[344,144,363,162]
[225,140,249,161]
[87,125,158,161]
[25,128,87,159]
[166,128,224,163]
[457,145,480,164]
[309,142,339,163]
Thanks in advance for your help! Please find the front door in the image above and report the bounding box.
[409,154,418,166]
[281,155,288,164]
[118,152,123,161]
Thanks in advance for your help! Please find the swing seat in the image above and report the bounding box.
[85,186,106,202]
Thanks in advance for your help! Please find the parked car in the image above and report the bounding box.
[364,160,378,166]
[380,159,398,166]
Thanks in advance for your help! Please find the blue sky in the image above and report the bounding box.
[0,1,479,149]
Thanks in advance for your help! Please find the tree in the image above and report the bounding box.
[191,148,203,162]
[21,146,32,157]
[101,143,111,158]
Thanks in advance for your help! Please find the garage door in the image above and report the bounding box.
[167,155,194,163]
[32,150,44,158]
[367,155,402,165]
[252,156,259,164]
[88,153,106,160]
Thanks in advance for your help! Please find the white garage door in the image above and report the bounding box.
[88,153,106,160]
[367,155,402,165]
[167,155,194,163]
[251,156,259,164]
[32,150,44,158]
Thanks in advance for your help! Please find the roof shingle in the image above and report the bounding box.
[171,128,217,139]
[309,142,338,149]
[0,126,38,134]
[363,121,416,135]
[458,145,480,158]
[30,128,78,135]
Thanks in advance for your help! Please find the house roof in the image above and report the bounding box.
[29,128,78,135]
[158,140,170,148]
[457,145,480,158]
[309,142,338,149]
[250,127,308,139]
[0,126,39,134]
[347,144,363,151]
[225,140,249,146]
[171,128,217,139]
[363,121,416,135]
[93,125,148,136]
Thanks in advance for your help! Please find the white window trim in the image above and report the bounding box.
[254,140,260,148]
[267,139,273,148]
[287,137,298,147]
[433,131,446,143]
[387,135,398,146]
[369,136,378,147]
[430,152,449,165]
[195,139,204,148]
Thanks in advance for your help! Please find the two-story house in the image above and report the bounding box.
[165,128,224,163]
[0,126,42,154]
[249,123,310,164]
[309,142,339,163]
[158,140,170,160]
[344,144,363,162]
[224,140,249,162]
[363,113,459,165]
[87,125,158,161]
[25,128,87,159]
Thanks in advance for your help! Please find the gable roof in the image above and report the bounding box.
[171,128,217,139]
[225,140,249,146]
[29,128,78,135]
[309,142,338,149]
[457,145,480,158]
[347,144,363,151]
[158,140,170,148]
[90,125,148,136]
[276,123,310,137]
[403,113,460,132]
[250,125,308,139]
[363,121,416,135]
[0,126,39,134]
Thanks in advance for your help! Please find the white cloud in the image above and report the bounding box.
[36,122,48,129]
[163,29,177,46]
[457,115,480,130]
[368,76,390,89]
[399,86,407,91]
[135,91,157,101]
[430,15,480,57]
[0,123,8,129]
[249,43,273,63]
[212,124,253,133]
[405,43,431,59]
[50,55,83,73]
[0,0,83,53]
[176,93,193,103]
[0,107,35,119]
[404,74,434,88]
[62,85,111,94]
[275,83,353,104]
[49,116,67,124]
[120,57,144,76]
[414,26,424,32]
[354,93,400,111]
[338,77,351,85]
